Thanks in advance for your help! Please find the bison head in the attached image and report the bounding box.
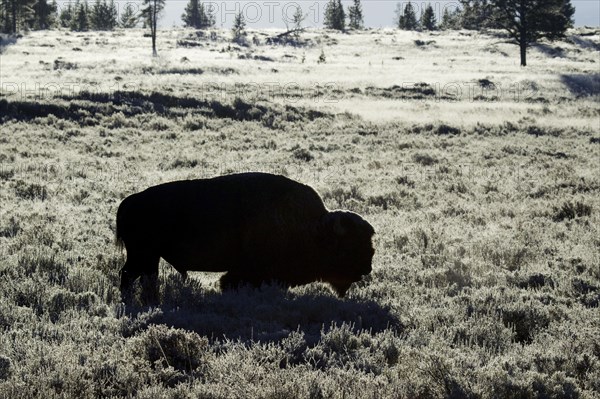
[321,211,375,297]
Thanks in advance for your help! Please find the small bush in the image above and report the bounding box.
[0,216,21,238]
[395,176,415,188]
[392,234,410,252]
[413,153,438,166]
[501,303,550,343]
[552,200,592,221]
[132,325,209,374]
[0,355,12,380]
[478,78,495,89]
[317,49,326,64]
[13,180,48,201]
[144,116,175,131]
[53,58,77,70]
[322,186,364,206]
[167,158,198,169]
[182,115,207,131]
[292,147,314,162]
[435,124,461,135]
[367,192,404,210]
[47,289,77,322]
[414,40,436,47]
[103,112,130,129]
[517,273,555,289]
[19,252,68,284]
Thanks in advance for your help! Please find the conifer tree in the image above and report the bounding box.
[460,0,496,29]
[70,0,89,31]
[492,0,575,66]
[231,10,245,42]
[182,0,199,27]
[292,5,304,30]
[32,0,56,29]
[440,6,461,30]
[182,0,213,29]
[119,2,137,28]
[348,0,363,30]
[58,1,72,27]
[420,3,436,30]
[288,5,305,41]
[396,1,418,30]
[324,0,345,31]
[0,0,35,33]
[90,0,116,30]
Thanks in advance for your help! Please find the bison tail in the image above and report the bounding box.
[115,199,127,252]
[115,232,125,252]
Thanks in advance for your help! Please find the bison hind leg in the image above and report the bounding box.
[120,250,160,304]
[220,272,264,291]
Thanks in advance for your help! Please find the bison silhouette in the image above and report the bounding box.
[116,172,375,301]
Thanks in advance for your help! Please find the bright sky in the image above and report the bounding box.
[141,0,600,29]
[61,1,597,29]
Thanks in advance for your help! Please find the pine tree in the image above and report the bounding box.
[289,5,305,41]
[396,1,418,30]
[70,0,89,31]
[324,0,345,31]
[0,0,36,33]
[119,2,137,28]
[460,0,498,29]
[492,0,575,66]
[182,0,198,27]
[90,0,116,30]
[231,10,245,42]
[32,0,56,29]
[420,3,436,30]
[142,0,165,56]
[182,0,213,29]
[292,5,304,30]
[199,3,214,28]
[348,0,363,30]
[58,1,72,27]
[440,7,461,30]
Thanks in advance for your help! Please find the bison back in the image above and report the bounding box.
[116,173,328,273]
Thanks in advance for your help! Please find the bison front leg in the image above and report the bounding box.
[140,272,159,305]
[219,271,244,291]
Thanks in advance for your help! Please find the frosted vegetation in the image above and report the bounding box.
[0,27,599,397]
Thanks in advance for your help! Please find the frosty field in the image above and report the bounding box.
[0,27,599,397]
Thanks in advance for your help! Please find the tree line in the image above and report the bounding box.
[322,0,575,66]
[0,0,216,33]
[1,0,576,66]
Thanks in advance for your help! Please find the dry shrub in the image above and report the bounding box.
[131,325,210,374]
[552,200,592,222]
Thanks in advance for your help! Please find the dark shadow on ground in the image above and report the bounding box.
[0,34,19,54]
[560,74,600,97]
[534,42,568,58]
[569,35,600,52]
[122,274,402,344]
[0,90,331,125]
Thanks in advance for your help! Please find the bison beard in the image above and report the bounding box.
[116,172,375,302]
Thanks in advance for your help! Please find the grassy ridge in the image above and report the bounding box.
[0,28,599,397]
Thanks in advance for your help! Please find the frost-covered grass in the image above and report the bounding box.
[0,27,599,398]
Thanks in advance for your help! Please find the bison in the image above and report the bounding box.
[116,172,375,301]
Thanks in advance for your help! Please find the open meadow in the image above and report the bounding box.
[0,27,599,397]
